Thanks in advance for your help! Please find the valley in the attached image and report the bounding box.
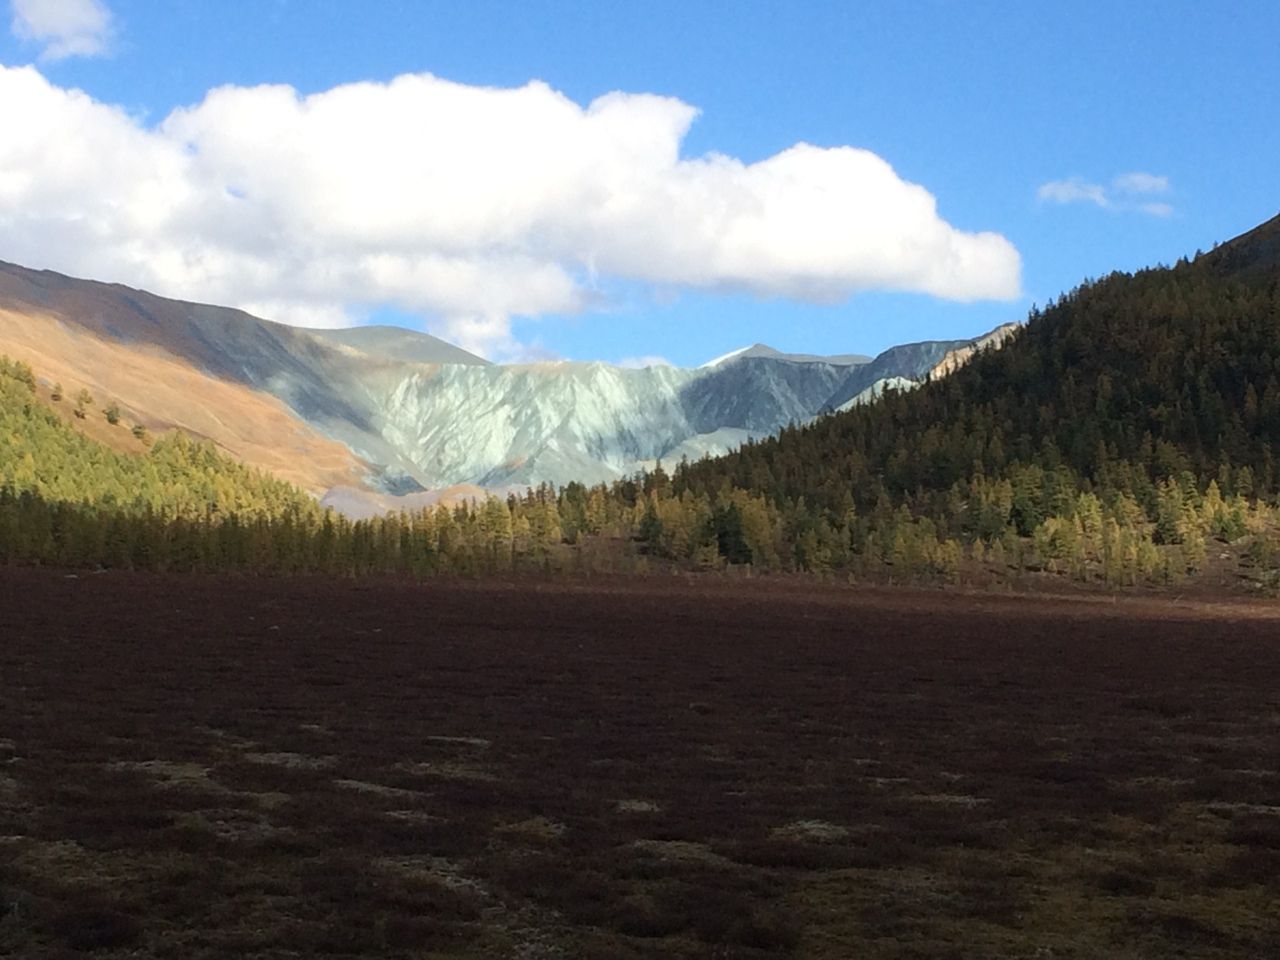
[3,9,1277,960]
[7,212,1280,590]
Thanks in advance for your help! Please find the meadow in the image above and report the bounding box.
[2,570,1279,958]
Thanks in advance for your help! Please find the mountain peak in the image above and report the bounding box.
[700,343,872,369]
[700,344,769,368]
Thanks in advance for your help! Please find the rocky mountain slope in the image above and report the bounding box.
[925,322,1022,380]
[0,259,1016,495]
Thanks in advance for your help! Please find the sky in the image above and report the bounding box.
[1,1,1277,366]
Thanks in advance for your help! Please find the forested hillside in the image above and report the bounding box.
[0,357,321,520]
[644,215,1280,583]
[682,237,1280,510]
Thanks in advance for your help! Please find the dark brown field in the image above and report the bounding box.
[2,570,1280,959]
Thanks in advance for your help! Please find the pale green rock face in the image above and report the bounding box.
[315,332,977,492]
[0,257,1006,497]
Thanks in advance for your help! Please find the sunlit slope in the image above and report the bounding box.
[0,355,324,519]
[0,303,370,494]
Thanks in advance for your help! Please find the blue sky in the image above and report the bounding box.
[2,1,1277,365]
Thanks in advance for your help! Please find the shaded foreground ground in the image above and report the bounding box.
[2,570,1280,959]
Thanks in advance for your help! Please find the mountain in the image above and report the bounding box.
[818,336,972,411]
[318,483,488,520]
[701,343,872,368]
[0,258,1014,496]
[310,325,490,366]
[0,262,374,494]
[831,321,1024,414]
[836,376,918,412]
[7,211,1278,588]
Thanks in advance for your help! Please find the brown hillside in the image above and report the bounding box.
[0,305,370,494]
[31,379,153,456]
[0,261,329,378]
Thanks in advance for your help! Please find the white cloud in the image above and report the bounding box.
[1037,171,1173,218]
[9,0,112,60]
[1112,172,1169,195]
[1037,177,1110,208]
[0,65,1022,359]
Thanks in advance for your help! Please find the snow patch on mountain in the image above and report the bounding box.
[700,345,754,369]
[836,376,918,412]
[700,343,872,369]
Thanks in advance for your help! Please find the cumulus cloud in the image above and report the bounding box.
[9,0,112,60]
[0,65,1021,358]
[1037,171,1173,217]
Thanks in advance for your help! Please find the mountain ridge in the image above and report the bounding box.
[701,343,873,368]
[0,257,1016,496]
[310,325,492,366]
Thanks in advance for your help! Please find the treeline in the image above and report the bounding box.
[6,456,1276,585]
[0,485,577,576]
[620,461,1278,585]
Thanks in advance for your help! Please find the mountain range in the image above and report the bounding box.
[0,258,1017,501]
[5,211,1280,584]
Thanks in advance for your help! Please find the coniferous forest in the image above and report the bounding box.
[3,224,1280,588]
